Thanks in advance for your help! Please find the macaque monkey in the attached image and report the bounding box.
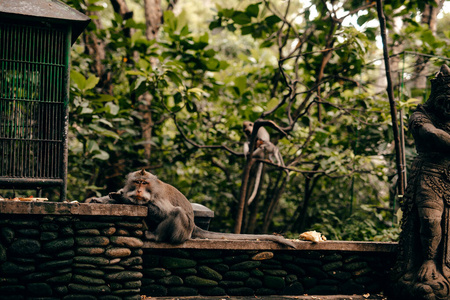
[86,169,295,248]
[243,121,270,159]
[242,121,287,205]
[259,140,286,168]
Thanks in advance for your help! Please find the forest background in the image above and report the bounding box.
[63,0,450,241]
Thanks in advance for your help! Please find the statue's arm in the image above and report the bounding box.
[417,123,450,152]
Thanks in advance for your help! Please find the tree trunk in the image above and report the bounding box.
[413,0,445,90]
[144,0,162,40]
[83,11,110,94]
[135,0,164,160]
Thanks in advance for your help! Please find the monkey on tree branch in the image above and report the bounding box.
[243,121,287,205]
[172,116,292,234]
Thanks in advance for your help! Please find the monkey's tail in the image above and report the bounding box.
[192,226,296,248]
[247,163,263,205]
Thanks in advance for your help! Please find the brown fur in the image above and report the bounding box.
[86,169,295,247]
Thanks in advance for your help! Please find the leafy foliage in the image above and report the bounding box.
[63,0,450,241]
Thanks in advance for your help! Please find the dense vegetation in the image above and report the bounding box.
[63,0,450,241]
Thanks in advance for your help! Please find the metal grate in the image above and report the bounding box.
[0,21,70,196]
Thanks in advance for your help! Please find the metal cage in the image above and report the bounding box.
[0,22,70,198]
[0,0,90,200]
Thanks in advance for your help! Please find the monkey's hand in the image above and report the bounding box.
[147,203,165,222]
[85,194,121,204]
[108,190,124,202]
[85,197,102,203]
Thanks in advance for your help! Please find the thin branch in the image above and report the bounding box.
[376,0,405,196]
[173,115,242,156]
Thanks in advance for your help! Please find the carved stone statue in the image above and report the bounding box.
[390,65,450,300]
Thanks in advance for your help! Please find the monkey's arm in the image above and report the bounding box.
[146,202,167,222]
[85,195,117,204]
[85,189,125,204]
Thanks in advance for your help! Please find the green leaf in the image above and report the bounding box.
[80,107,93,115]
[357,14,370,26]
[227,23,236,32]
[186,100,197,113]
[260,40,274,48]
[70,70,86,90]
[266,97,279,111]
[94,94,116,103]
[89,124,121,139]
[246,4,260,18]
[204,49,216,57]
[232,12,252,25]
[199,32,209,44]
[265,15,281,26]
[85,75,99,90]
[106,102,120,115]
[92,150,110,160]
[98,119,113,128]
[166,71,183,86]
[206,58,220,71]
[126,70,147,76]
[209,19,222,30]
[221,8,235,18]
[131,30,144,46]
[421,30,435,45]
[180,25,190,36]
[234,76,247,95]
[87,140,100,152]
[174,92,183,104]
[177,10,188,31]
[87,5,104,12]
[241,25,254,35]
[187,87,204,94]
[164,10,177,32]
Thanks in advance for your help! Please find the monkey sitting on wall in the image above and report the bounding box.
[86,169,295,248]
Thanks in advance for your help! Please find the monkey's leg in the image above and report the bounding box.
[152,207,194,244]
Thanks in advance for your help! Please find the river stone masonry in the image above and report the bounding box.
[0,201,147,300]
[0,201,397,299]
[141,240,397,297]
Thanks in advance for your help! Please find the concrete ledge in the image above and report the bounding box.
[145,296,387,300]
[0,201,148,216]
[144,239,397,252]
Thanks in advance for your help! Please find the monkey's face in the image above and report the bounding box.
[243,121,254,138]
[123,170,156,205]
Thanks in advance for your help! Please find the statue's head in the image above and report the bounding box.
[425,64,450,120]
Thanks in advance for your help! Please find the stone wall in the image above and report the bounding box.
[0,202,147,300]
[0,202,397,299]
[141,240,397,297]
